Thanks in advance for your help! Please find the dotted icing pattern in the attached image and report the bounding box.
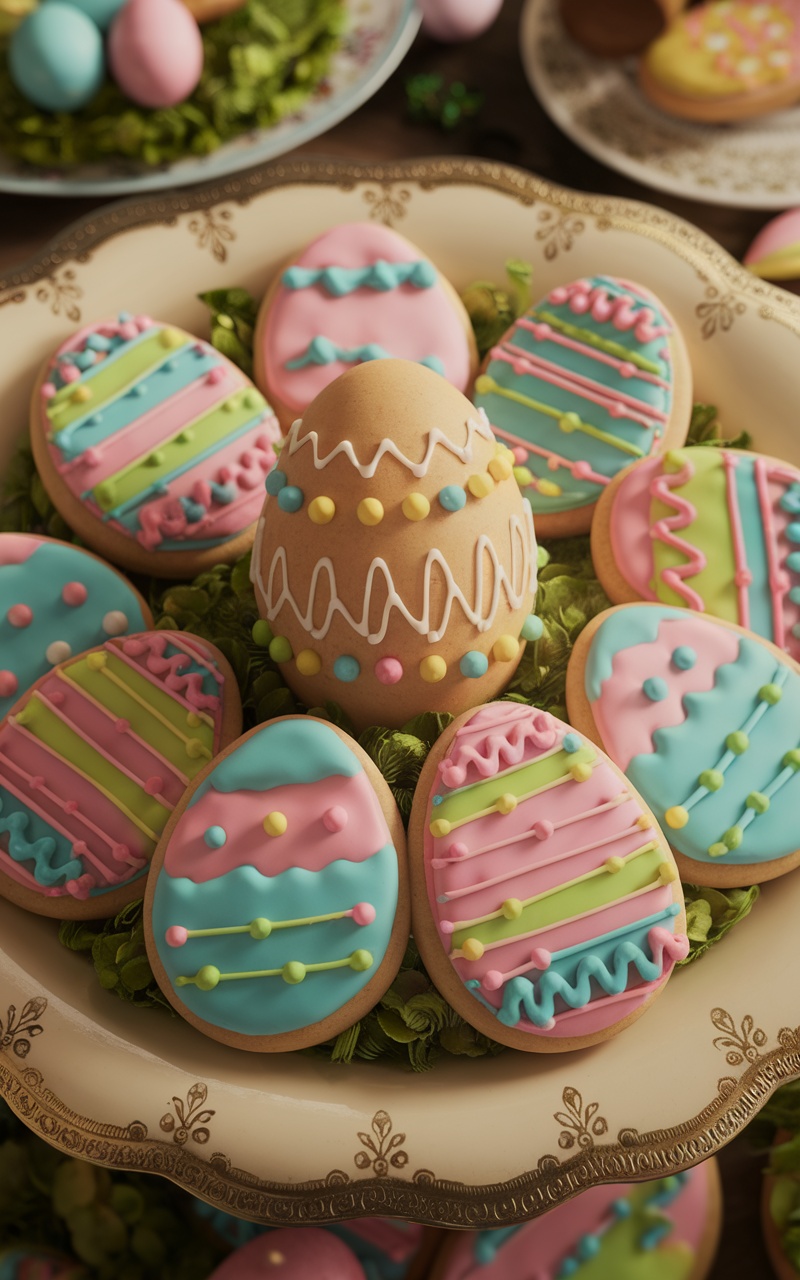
[422,704,686,1041]
[608,447,800,662]
[0,534,148,718]
[0,632,227,904]
[585,605,800,869]
[646,1,798,98]
[151,718,401,1040]
[39,314,281,554]
[474,276,676,517]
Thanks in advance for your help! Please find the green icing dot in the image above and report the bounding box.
[783,748,800,770]
[699,769,724,792]
[746,792,770,814]
[759,682,783,704]
[726,731,749,755]
[249,918,272,939]
[350,949,374,972]
[282,961,306,984]
[269,636,293,663]
[723,826,743,850]
[252,619,273,647]
[196,965,220,991]
[708,843,728,858]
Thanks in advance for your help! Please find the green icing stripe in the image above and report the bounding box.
[451,843,662,950]
[47,332,183,432]
[432,746,595,828]
[532,309,663,375]
[478,376,644,457]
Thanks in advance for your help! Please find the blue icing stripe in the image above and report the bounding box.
[188,718,361,805]
[285,336,443,376]
[735,455,775,643]
[584,605,680,700]
[282,259,436,296]
[152,849,398,1036]
[0,539,147,719]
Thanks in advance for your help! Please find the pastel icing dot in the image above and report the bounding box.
[438,484,467,512]
[502,897,522,920]
[462,938,484,961]
[282,961,306,985]
[783,749,800,770]
[334,655,360,682]
[726,730,749,754]
[350,949,373,972]
[492,634,518,663]
[0,671,18,698]
[460,650,489,678]
[7,604,32,628]
[430,817,451,837]
[788,522,800,542]
[578,1235,601,1262]
[537,478,563,498]
[790,588,800,606]
[72,385,92,404]
[46,641,72,665]
[357,497,384,525]
[277,486,304,513]
[467,472,495,499]
[659,862,678,884]
[482,970,504,991]
[375,656,403,685]
[402,492,430,521]
[643,676,668,702]
[204,825,227,848]
[263,811,288,837]
[296,649,322,676]
[496,792,518,814]
[665,805,689,830]
[558,411,582,434]
[759,682,783,704]
[265,469,287,495]
[185,738,205,759]
[562,733,581,753]
[570,762,592,782]
[671,646,697,671]
[723,825,743,850]
[268,636,293,663]
[787,552,800,572]
[708,843,728,858]
[323,805,348,832]
[102,610,129,636]
[308,496,335,524]
[165,926,188,948]
[521,614,544,642]
[746,791,770,814]
[699,769,724,792]
[488,454,513,482]
[605,855,625,873]
[195,965,221,991]
[514,465,534,487]
[352,902,376,926]
[530,947,551,970]
[252,619,273,647]
[62,582,88,607]
[144,776,164,795]
[449,841,468,858]
[533,820,554,840]
[420,655,447,683]
[780,486,800,514]
[249,918,272,939]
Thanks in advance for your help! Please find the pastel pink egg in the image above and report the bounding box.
[108,0,203,109]
[744,207,800,283]
[419,0,503,41]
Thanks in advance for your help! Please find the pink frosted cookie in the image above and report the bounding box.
[431,1160,721,1280]
[253,222,478,429]
[408,702,687,1053]
[591,446,800,662]
[745,207,800,291]
[31,313,281,577]
[208,1229,366,1279]
[0,631,241,919]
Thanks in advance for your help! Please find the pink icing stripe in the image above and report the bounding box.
[0,533,41,566]
[515,315,671,389]
[754,456,791,650]
[721,451,752,629]
[547,281,671,343]
[441,706,557,788]
[492,341,667,427]
[650,460,706,611]
[491,425,609,486]
[433,795,629,868]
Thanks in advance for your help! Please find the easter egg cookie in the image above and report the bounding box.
[745,207,800,292]
[431,1160,721,1280]
[251,359,539,733]
[408,702,688,1053]
[640,1,800,123]
[592,446,800,662]
[0,631,241,919]
[208,1229,366,1280]
[145,715,408,1052]
[254,222,478,429]
[31,313,281,577]
[568,603,800,886]
[0,533,151,720]
[473,275,691,537]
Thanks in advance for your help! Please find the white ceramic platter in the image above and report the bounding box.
[1,157,800,1227]
[0,0,419,197]
[521,0,800,211]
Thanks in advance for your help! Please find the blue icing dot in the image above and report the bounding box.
[790,587,800,606]
[557,1260,579,1279]
[86,333,112,351]
[788,522,800,543]
[277,486,303,513]
[439,484,467,512]
[521,614,544,642]
[613,1197,632,1218]
[577,1234,600,1261]
[460,651,489,678]
[643,676,668,702]
[432,795,443,806]
[562,732,581,753]
[265,468,287,495]
[334,655,360,683]
[411,260,437,288]
[780,485,800,515]
[204,826,227,849]
[420,355,445,375]
[671,645,696,670]
[788,552,800,573]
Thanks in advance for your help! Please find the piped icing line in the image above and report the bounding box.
[754,455,790,650]
[514,314,671,388]
[0,802,82,887]
[527,309,663,375]
[430,794,630,866]
[285,338,444,376]
[281,259,437,296]
[430,751,598,837]
[75,655,213,757]
[440,739,566,796]
[176,948,374,988]
[474,375,647,457]
[722,450,752,631]
[165,903,375,944]
[490,425,609,488]
[710,739,800,856]
[283,408,495,479]
[548,280,671,344]
[649,459,706,611]
[121,632,222,712]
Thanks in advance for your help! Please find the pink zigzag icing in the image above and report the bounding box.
[548,280,671,344]
[440,706,559,789]
[650,461,706,611]
[122,633,221,712]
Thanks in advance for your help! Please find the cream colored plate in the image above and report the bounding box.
[1,157,799,1227]
[521,0,800,210]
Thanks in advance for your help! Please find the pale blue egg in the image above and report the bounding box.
[9,3,105,112]
[47,0,128,32]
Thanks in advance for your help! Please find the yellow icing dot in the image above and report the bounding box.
[185,738,205,759]
[160,328,183,348]
[420,655,447,683]
[665,805,689,830]
[357,497,384,526]
[296,649,321,676]
[263,811,288,837]
[72,385,92,404]
[496,792,517,815]
[604,856,625,874]
[659,862,678,884]
[462,938,484,961]
[537,478,563,498]
[502,898,522,920]
[467,472,495,499]
[86,651,108,671]
[430,817,451,838]
[570,761,593,782]
[492,635,518,663]
[402,492,430,521]
[513,466,534,487]
[308,496,335,525]
[488,455,513,482]
[636,814,652,830]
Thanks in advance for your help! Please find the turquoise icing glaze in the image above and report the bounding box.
[734,456,775,643]
[151,848,398,1036]
[285,337,444,376]
[474,275,673,515]
[188,718,360,806]
[0,538,147,719]
[584,606,666,699]
[282,260,436,296]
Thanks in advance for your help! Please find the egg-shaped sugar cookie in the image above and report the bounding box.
[31,313,282,578]
[473,275,691,537]
[593,446,800,662]
[251,360,539,733]
[254,221,478,429]
[568,604,800,887]
[208,1229,366,1280]
[145,716,408,1052]
[0,632,241,919]
[408,703,687,1053]
[431,1161,721,1280]
[0,533,152,720]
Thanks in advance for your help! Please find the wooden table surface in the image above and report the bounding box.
[0,1,784,1275]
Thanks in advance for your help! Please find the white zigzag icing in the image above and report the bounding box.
[284,408,495,479]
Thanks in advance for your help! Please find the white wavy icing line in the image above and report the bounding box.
[284,408,495,479]
[253,505,537,645]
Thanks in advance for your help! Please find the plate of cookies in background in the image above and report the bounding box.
[1,155,800,1227]
[522,0,800,209]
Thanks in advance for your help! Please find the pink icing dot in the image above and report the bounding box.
[448,841,469,859]
[619,362,635,379]
[218,466,233,484]
[608,401,625,419]
[531,947,552,971]
[0,671,18,698]
[547,456,560,471]
[72,840,88,856]
[134,315,152,331]
[66,876,92,900]
[41,382,56,399]
[60,364,80,384]
[115,718,130,734]
[49,689,65,707]
[440,920,454,934]
[145,776,164,795]
[375,656,403,685]
[512,446,528,465]
[573,461,593,480]
[30,775,44,791]
[65,800,79,814]
[123,638,147,656]
[166,926,188,948]
[532,819,553,840]
[207,366,225,385]
[241,450,255,467]
[62,581,88,607]
[351,902,376,926]
[8,604,32,628]
[570,291,590,314]
[774,572,791,592]
[323,805,348,832]
[735,569,754,588]
[532,322,551,341]
[112,843,131,862]
[483,970,504,991]
[192,480,212,507]
[119,321,138,341]
[84,448,101,468]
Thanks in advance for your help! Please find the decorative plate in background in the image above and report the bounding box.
[1,157,800,1227]
[0,0,419,197]
[521,0,800,210]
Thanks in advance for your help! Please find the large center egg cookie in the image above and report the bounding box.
[473,275,691,536]
[251,360,539,732]
[145,715,408,1051]
[31,313,282,576]
[409,703,687,1052]
[0,632,241,919]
